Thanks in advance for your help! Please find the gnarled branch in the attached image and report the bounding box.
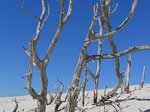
[87,45,150,61]
[91,0,138,41]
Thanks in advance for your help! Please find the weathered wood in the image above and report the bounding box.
[141,66,146,88]
[82,70,88,106]
[65,0,141,111]
[100,0,123,98]
[23,0,72,112]
[124,54,132,93]
[64,4,99,112]
[91,0,138,41]
[93,17,103,103]
[87,45,150,61]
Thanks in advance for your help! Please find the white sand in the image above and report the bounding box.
[0,84,150,112]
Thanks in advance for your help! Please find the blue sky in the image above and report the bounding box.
[0,0,150,96]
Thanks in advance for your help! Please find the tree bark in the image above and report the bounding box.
[124,54,131,93]
[93,17,103,103]
[23,0,72,112]
[141,65,146,88]
[65,5,99,112]
[100,0,123,98]
[82,70,88,106]
[65,0,140,111]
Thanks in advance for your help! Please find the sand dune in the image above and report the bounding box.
[0,84,150,112]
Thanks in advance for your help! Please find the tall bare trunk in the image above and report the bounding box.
[82,70,88,106]
[65,54,86,112]
[141,65,146,88]
[93,17,103,103]
[124,54,131,93]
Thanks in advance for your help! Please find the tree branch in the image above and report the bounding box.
[30,0,48,68]
[87,45,150,61]
[22,46,30,57]
[84,65,95,81]
[64,4,99,112]
[91,0,138,41]
[34,0,47,42]
[105,0,112,7]
[26,51,39,99]
[63,0,73,24]
[44,0,73,66]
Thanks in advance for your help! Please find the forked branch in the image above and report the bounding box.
[44,0,73,66]
[23,0,73,111]
[91,0,138,41]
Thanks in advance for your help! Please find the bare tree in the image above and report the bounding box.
[20,0,150,111]
[124,54,132,93]
[140,65,146,88]
[65,0,150,111]
[22,0,72,112]
[64,5,100,112]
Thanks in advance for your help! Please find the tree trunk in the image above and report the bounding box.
[93,19,103,103]
[82,70,88,106]
[65,54,85,112]
[102,5,123,98]
[37,97,47,112]
[141,65,146,88]
[93,78,99,103]
[65,5,98,111]
[124,54,131,93]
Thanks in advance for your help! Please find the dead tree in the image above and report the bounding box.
[140,65,146,88]
[124,54,132,93]
[65,0,150,112]
[22,0,72,112]
[64,5,100,112]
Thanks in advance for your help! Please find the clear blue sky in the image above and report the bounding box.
[0,0,150,96]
